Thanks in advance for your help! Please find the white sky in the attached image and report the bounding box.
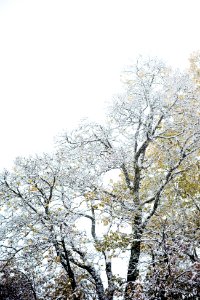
[0,0,199,169]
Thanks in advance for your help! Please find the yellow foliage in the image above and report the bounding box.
[189,51,200,88]
[55,256,61,263]
[30,185,38,192]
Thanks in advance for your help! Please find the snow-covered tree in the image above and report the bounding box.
[0,57,199,299]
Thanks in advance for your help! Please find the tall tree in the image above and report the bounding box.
[0,57,199,299]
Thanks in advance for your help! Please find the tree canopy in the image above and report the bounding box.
[0,56,199,300]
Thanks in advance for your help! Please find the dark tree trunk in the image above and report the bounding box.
[125,211,143,300]
[125,239,141,300]
[127,239,141,282]
[105,260,115,300]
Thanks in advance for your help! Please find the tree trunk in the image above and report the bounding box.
[105,259,115,300]
[125,239,141,299]
[125,212,143,300]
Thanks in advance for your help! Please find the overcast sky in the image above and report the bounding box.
[0,0,199,169]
